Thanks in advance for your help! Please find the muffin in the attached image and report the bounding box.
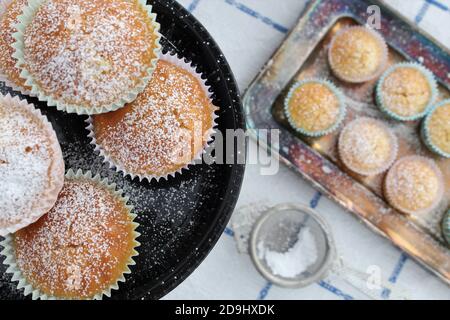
[284,79,346,137]
[338,117,398,176]
[13,0,161,114]
[422,100,450,158]
[1,170,140,300]
[443,210,450,246]
[0,0,31,94]
[376,63,437,121]
[89,54,217,181]
[328,26,387,83]
[384,156,444,215]
[0,94,64,236]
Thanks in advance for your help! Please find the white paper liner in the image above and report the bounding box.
[338,117,398,176]
[0,169,140,300]
[384,156,445,216]
[328,25,388,83]
[12,0,162,115]
[0,0,34,96]
[86,52,219,182]
[0,93,64,236]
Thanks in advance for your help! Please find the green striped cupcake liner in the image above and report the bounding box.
[421,100,450,158]
[376,62,438,122]
[284,79,347,137]
[443,210,450,246]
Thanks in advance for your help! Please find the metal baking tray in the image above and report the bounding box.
[243,0,450,284]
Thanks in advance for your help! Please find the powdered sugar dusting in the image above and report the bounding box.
[23,0,158,109]
[93,59,215,177]
[14,176,135,299]
[0,102,52,229]
[0,0,29,90]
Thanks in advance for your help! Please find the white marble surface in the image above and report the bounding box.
[164,0,450,300]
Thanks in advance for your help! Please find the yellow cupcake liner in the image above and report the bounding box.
[328,25,388,83]
[421,100,450,158]
[0,0,34,96]
[338,117,398,176]
[0,169,141,300]
[384,156,444,216]
[12,0,162,115]
[0,93,64,236]
[86,52,219,182]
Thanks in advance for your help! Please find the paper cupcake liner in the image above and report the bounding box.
[0,0,35,96]
[338,117,398,176]
[442,210,450,246]
[421,100,450,158]
[0,169,140,300]
[376,62,438,122]
[86,52,219,182]
[328,26,388,83]
[12,0,162,115]
[284,78,347,137]
[384,156,444,216]
[0,93,64,236]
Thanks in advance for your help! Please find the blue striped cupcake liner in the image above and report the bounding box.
[284,79,346,137]
[442,210,450,246]
[376,62,438,122]
[421,100,450,158]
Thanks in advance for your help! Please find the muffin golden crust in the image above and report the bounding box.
[384,156,444,215]
[284,80,345,136]
[19,0,160,112]
[328,26,387,83]
[0,94,64,236]
[424,102,450,157]
[92,58,216,179]
[339,117,398,176]
[0,0,30,92]
[13,173,138,299]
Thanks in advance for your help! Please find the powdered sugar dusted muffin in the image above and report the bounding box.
[1,170,140,300]
[284,79,346,137]
[328,26,387,83]
[338,117,398,176]
[376,63,437,121]
[13,0,161,114]
[0,0,31,94]
[422,100,450,158]
[0,94,64,236]
[384,156,444,215]
[89,55,217,181]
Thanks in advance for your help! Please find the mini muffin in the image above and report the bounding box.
[0,0,31,93]
[443,210,450,246]
[376,63,437,121]
[1,170,140,300]
[89,55,217,181]
[284,79,346,137]
[328,26,387,83]
[0,94,64,236]
[14,0,161,114]
[422,100,450,158]
[338,117,398,176]
[384,156,444,215]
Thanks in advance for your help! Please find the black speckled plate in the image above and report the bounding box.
[0,0,245,300]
